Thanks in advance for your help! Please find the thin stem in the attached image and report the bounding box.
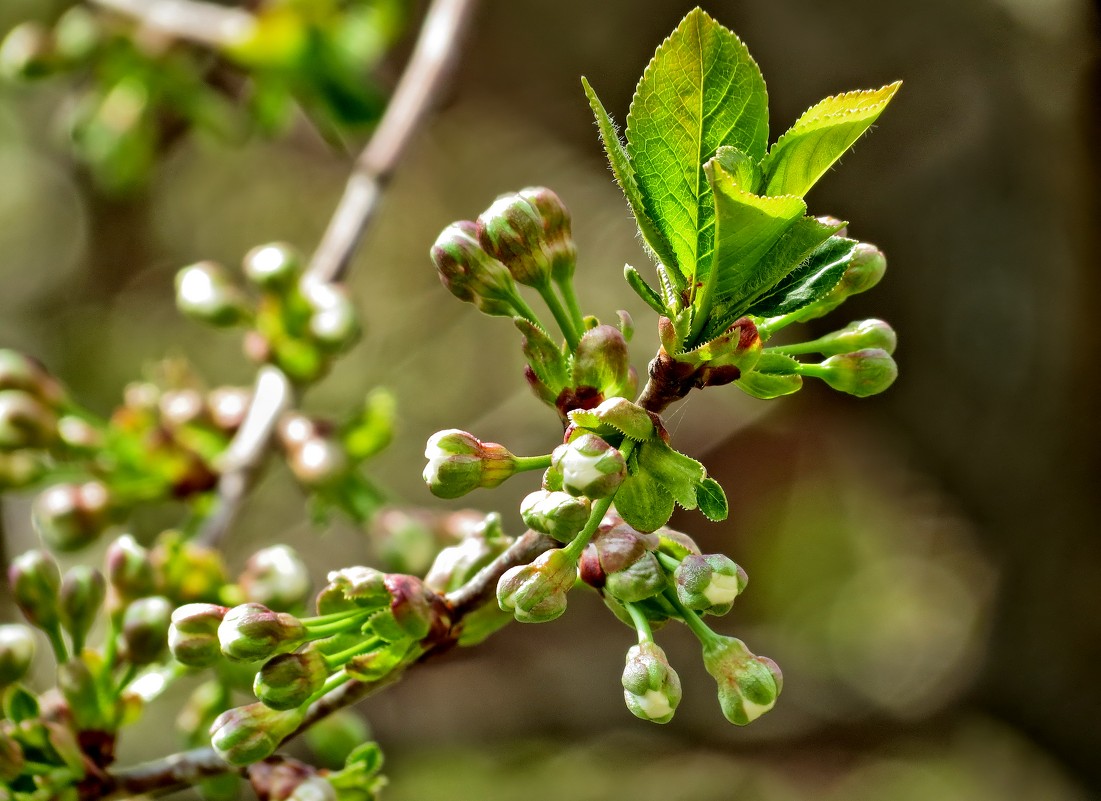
[45,625,68,664]
[663,589,721,647]
[562,496,614,562]
[756,311,803,340]
[537,284,581,351]
[655,551,681,573]
[305,671,351,707]
[624,602,653,644]
[322,637,384,669]
[303,611,374,638]
[508,292,544,328]
[513,454,553,473]
[555,278,586,335]
[115,663,139,695]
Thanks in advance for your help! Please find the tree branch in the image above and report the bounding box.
[193,0,479,547]
[88,0,255,49]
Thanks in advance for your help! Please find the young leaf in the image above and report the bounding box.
[747,236,859,318]
[636,438,705,510]
[583,77,679,276]
[624,264,668,315]
[615,470,675,533]
[760,82,901,198]
[624,8,768,289]
[695,477,729,522]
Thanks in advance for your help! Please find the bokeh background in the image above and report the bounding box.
[1,0,1099,798]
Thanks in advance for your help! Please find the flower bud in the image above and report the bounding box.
[701,636,782,725]
[0,390,57,450]
[0,349,63,405]
[288,435,348,488]
[369,575,438,642]
[0,22,54,81]
[243,242,301,290]
[59,566,106,652]
[240,545,311,612]
[210,703,305,766]
[572,325,637,402]
[496,549,577,623]
[552,434,627,499]
[0,625,35,686]
[520,187,577,283]
[106,534,156,607]
[54,7,101,63]
[288,777,338,801]
[151,533,227,605]
[0,731,24,783]
[175,261,248,327]
[520,490,591,543]
[674,554,748,614]
[57,415,101,449]
[797,243,887,321]
[477,191,556,287]
[207,386,251,432]
[604,552,665,603]
[32,481,112,552]
[802,318,896,357]
[9,549,61,631]
[806,348,897,397]
[301,278,360,352]
[219,604,306,662]
[621,642,682,723]
[169,603,229,667]
[422,430,518,499]
[0,450,46,489]
[254,648,329,710]
[430,221,519,316]
[121,596,172,665]
[424,514,511,593]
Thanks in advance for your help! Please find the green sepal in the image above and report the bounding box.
[760,82,901,198]
[344,640,414,682]
[3,684,38,723]
[624,264,668,315]
[515,318,569,395]
[568,397,654,442]
[735,352,803,399]
[614,469,675,533]
[636,439,704,510]
[571,325,634,398]
[747,236,857,318]
[695,477,729,522]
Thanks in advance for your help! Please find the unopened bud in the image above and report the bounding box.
[209,702,305,766]
[806,348,897,397]
[106,534,156,606]
[519,187,577,283]
[9,549,61,631]
[369,574,437,642]
[59,566,106,652]
[797,243,887,321]
[674,554,748,614]
[496,549,576,623]
[169,603,229,667]
[0,625,36,686]
[423,430,518,499]
[551,434,627,499]
[0,450,46,489]
[121,596,172,665]
[288,435,348,488]
[240,545,311,612]
[207,386,251,431]
[54,7,102,63]
[0,390,57,450]
[288,777,338,801]
[621,642,682,723]
[520,490,591,543]
[254,648,329,710]
[424,514,512,593]
[243,242,300,290]
[301,278,359,352]
[32,481,111,552]
[430,221,519,316]
[572,325,637,401]
[779,318,897,357]
[219,603,306,662]
[0,731,24,783]
[701,636,782,725]
[151,533,227,605]
[477,191,558,287]
[0,22,54,81]
[175,261,248,327]
[0,350,63,405]
[604,551,665,603]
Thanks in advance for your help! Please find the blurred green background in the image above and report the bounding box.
[1,0,1099,798]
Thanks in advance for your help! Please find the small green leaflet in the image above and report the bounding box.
[760,82,901,198]
[747,236,859,318]
[695,477,729,522]
[623,8,768,290]
[615,469,676,533]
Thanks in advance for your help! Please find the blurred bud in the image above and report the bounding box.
[0,22,54,80]
[552,434,626,499]
[106,534,156,607]
[0,450,46,489]
[209,703,305,767]
[520,490,591,543]
[152,533,227,605]
[243,242,300,290]
[701,636,782,725]
[32,481,111,552]
[288,777,338,801]
[0,350,63,405]
[240,545,311,612]
[57,415,101,449]
[54,7,101,63]
[9,549,61,631]
[430,221,519,316]
[304,709,371,770]
[807,348,897,397]
[422,430,518,499]
[301,279,359,352]
[207,386,251,432]
[0,625,35,686]
[424,515,512,593]
[0,390,57,450]
[254,648,329,710]
[169,603,229,668]
[288,435,348,488]
[219,604,306,662]
[175,261,249,327]
[496,549,577,623]
[622,642,682,724]
[59,566,106,652]
[121,596,172,665]
[0,730,24,783]
[674,554,748,614]
[477,191,557,287]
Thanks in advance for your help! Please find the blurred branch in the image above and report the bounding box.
[193,0,479,548]
[88,0,256,48]
[107,531,553,795]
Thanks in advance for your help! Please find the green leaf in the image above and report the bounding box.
[583,77,679,275]
[4,684,39,723]
[760,81,901,198]
[624,264,668,315]
[614,470,675,533]
[747,236,858,318]
[735,352,803,399]
[713,146,762,192]
[636,438,704,510]
[624,8,768,288]
[703,215,840,341]
[695,477,729,522]
[568,397,655,441]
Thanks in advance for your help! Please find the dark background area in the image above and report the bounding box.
[1,0,1099,798]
